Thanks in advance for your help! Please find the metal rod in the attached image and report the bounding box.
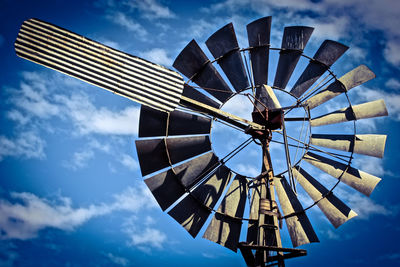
[281,112,296,193]
[180,95,265,131]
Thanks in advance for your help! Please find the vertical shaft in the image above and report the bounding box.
[256,138,284,266]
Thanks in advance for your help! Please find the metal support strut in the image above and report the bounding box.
[239,109,306,267]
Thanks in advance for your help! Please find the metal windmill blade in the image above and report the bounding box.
[273,26,314,90]
[15,15,389,267]
[290,40,349,98]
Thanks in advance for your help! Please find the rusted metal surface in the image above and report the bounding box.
[303,152,381,196]
[203,175,248,251]
[144,152,219,210]
[254,85,281,111]
[15,19,184,112]
[274,176,319,247]
[273,26,314,89]
[290,40,348,98]
[206,23,249,92]
[135,136,211,176]
[247,181,260,245]
[173,39,233,103]
[305,65,376,109]
[310,134,387,158]
[168,165,232,238]
[239,242,307,267]
[246,16,272,88]
[310,99,388,127]
[292,167,358,228]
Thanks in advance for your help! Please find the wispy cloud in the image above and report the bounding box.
[0,131,45,161]
[55,93,140,136]
[0,184,157,240]
[119,154,139,171]
[125,0,176,20]
[139,48,173,66]
[385,78,400,90]
[103,252,130,266]
[122,215,167,253]
[107,12,148,38]
[2,71,141,163]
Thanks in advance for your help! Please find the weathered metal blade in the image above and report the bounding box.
[274,176,319,247]
[181,84,221,109]
[203,175,248,252]
[167,194,211,238]
[303,152,381,196]
[15,18,184,112]
[304,65,376,109]
[290,40,348,98]
[255,85,282,110]
[310,134,387,158]
[168,165,233,238]
[273,26,314,90]
[144,152,219,211]
[311,99,388,127]
[247,16,272,87]
[206,23,249,92]
[173,39,233,103]
[135,136,212,176]
[292,167,358,228]
[246,181,260,245]
[138,106,212,137]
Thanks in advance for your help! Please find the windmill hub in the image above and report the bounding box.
[248,108,282,140]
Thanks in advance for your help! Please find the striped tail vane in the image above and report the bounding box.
[15,18,184,112]
[15,18,263,132]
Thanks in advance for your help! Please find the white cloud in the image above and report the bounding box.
[222,94,253,121]
[139,48,173,66]
[104,252,130,266]
[0,131,45,161]
[64,149,95,170]
[127,227,167,250]
[8,71,140,136]
[0,184,157,240]
[107,12,147,38]
[384,39,400,67]
[385,78,400,90]
[344,191,391,219]
[99,39,122,50]
[120,154,139,171]
[235,163,260,177]
[12,81,60,119]
[6,110,29,125]
[126,0,176,19]
[301,16,350,41]
[54,92,140,136]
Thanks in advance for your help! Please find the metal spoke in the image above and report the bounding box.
[275,131,352,163]
[280,112,296,192]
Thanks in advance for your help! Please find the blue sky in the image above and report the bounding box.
[1,0,400,266]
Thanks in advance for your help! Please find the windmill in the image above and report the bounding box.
[14,16,388,266]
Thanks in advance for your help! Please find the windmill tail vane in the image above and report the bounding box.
[15,15,388,267]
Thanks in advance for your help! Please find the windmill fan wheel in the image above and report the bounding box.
[13,16,388,267]
[134,17,388,266]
